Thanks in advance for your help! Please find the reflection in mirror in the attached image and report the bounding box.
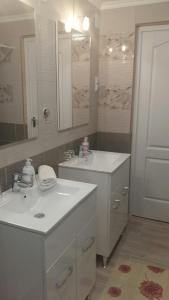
[57,21,72,130]
[0,0,38,147]
[57,21,91,131]
[72,33,90,127]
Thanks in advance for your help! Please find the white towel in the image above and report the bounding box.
[38,181,56,191]
[38,165,57,187]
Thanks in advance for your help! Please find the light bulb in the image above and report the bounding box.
[121,44,127,52]
[65,21,72,33]
[82,16,90,31]
[108,47,113,53]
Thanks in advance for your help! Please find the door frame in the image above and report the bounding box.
[130,24,169,215]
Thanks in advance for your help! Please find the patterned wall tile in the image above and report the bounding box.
[73,86,89,109]
[99,85,132,110]
[72,35,91,113]
[98,31,134,134]
[0,84,13,103]
[99,32,134,62]
[72,35,90,62]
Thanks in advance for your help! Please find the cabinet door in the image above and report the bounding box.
[46,240,76,300]
[110,187,126,250]
[109,160,130,252]
[77,216,96,300]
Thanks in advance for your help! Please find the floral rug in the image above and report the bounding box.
[99,259,169,300]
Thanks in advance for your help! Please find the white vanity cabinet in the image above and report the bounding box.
[46,240,76,300]
[59,151,130,266]
[0,181,97,300]
[76,216,96,300]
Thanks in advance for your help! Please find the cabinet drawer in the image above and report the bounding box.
[111,159,130,190]
[110,187,128,250]
[45,191,96,270]
[45,211,77,271]
[46,240,76,300]
[77,216,96,300]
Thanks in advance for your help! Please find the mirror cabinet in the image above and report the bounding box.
[57,20,91,131]
[0,0,38,147]
[0,0,91,149]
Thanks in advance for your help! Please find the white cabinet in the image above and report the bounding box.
[0,190,96,300]
[109,161,129,255]
[59,151,130,267]
[46,240,76,300]
[77,216,96,300]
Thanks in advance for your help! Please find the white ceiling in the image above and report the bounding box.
[89,0,169,10]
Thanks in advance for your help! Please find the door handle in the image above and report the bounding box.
[31,116,38,128]
[82,236,95,253]
[122,186,129,195]
[112,199,121,209]
[55,266,73,289]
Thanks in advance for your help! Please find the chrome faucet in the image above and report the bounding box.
[12,173,33,192]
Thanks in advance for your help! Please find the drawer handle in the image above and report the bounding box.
[122,186,129,195]
[112,199,121,209]
[55,266,73,289]
[82,237,95,253]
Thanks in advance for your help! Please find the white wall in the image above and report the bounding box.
[0,0,99,168]
[98,2,169,134]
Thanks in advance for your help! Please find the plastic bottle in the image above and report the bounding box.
[82,137,89,159]
[79,145,83,158]
[22,158,35,184]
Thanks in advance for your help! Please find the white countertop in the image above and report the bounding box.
[0,178,97,235]
[59,150,130,174]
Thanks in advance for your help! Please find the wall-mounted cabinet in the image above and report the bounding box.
[0,0,38,147]
[56,20,91,131]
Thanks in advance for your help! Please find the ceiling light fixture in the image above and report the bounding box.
[121,44,127,52]
[82,16,90,31]
[64,16,74,33]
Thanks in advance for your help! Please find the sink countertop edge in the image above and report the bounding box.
[0,179,97,236]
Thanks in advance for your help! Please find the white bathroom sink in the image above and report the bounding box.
[0,178,97,234]
[1,183,79,214]
[1,191,37,213]
[59,150,130,173]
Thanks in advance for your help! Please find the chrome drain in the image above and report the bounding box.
[34,213,45,219]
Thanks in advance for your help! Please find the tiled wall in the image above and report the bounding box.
[98,31,134,134]
[98,2,169,152]
[0,0,99,170]
[0,133,97,192]
[0,123,27,146]
[2,1,169,186]
[97,132,131,153]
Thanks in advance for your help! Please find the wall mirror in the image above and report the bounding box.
[0,0,38,147]
[57,20,91,131]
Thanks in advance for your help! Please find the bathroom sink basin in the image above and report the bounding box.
[0,182,79,214]
[1,190,37,213]
[59,150,130,173]
[0,178,97,234]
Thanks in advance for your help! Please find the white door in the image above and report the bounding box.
[131,25,169,221]
[23,36,38,139]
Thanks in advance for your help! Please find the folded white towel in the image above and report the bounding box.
[38,165,57,186]
[38,181,56,191]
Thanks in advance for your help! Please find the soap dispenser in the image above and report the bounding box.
[22,158,35,184]
[82,136,89,159]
